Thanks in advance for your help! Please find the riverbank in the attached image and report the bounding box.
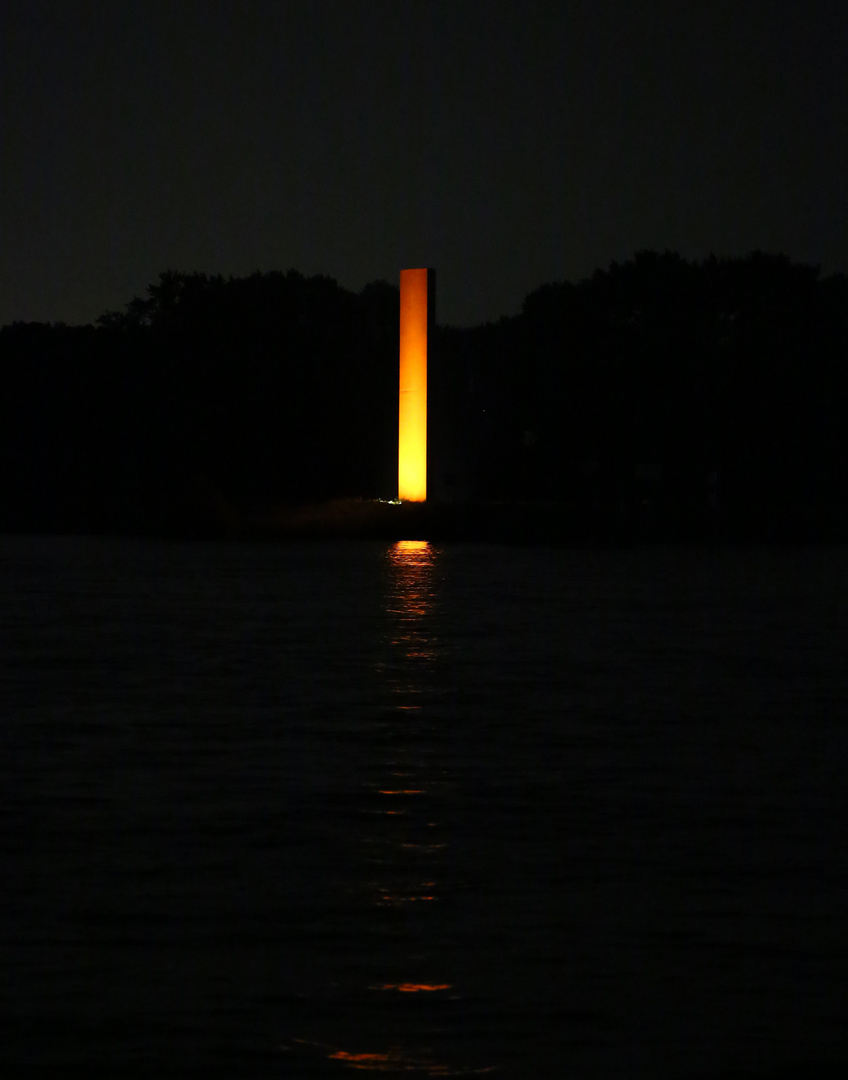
[236,498,848,546]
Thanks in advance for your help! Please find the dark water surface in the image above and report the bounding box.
[1,536,847,1078]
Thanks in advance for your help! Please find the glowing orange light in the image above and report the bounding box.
[326,1046,468,1074]
[394,539,429,554]
[329,1051,390,1063]
[375,983,452,992]
[398,269,433,502]
[329,1050,395,1071]
[290,1038,492,1076]
[378,892,436,903]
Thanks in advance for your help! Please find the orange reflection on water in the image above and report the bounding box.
[388,543,434,605]
[330,1050,391,1065]
[331,1048,445,1073]
[392,538,431,559]
[387,541,437,657]
[325,1045,495,1075]
[378,892,436,904]
[289,1038,496,1077]
[388,546,434,579]
[330,1048,451,1074]
[306,540,496,1080]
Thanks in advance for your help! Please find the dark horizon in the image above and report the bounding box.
[3,245,846,334]
[3,244,848,336]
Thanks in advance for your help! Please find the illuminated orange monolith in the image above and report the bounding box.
[398,268,434,501]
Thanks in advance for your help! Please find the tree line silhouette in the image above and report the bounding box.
[1,251,846,539]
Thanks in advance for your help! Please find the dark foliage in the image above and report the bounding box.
[2,254,846,539]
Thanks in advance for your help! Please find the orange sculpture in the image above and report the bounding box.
[398,268,433,501]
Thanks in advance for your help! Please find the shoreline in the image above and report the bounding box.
[192,498,848,546]
[4,499,847,546]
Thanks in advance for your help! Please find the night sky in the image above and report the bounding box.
[3,0,846,329]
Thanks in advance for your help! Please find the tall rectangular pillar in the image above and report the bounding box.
[398,268,434,502]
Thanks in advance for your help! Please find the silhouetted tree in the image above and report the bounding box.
[3,255,847,539]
